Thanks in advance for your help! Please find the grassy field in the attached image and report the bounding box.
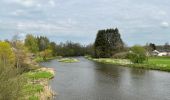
[86,56,170,72]
[58,58,79,63]
[147,57,170,66]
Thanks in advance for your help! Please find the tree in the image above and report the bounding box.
[40,49,52,60]
[56,41,86,57]
[85,44,95,56]
[49,42,57,56]
[149,43,156,51]
[37,36,50,51]
[0,41,15,66]
[164,42,170,52]
[94,28,124,58]
[127,45,147,63]
[25,34,39,53]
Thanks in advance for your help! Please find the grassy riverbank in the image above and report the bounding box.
[22,54,55,100]
[85,56,170,72]
[58,58,79,63]
[23,67,55,100]
[34,56,62,62]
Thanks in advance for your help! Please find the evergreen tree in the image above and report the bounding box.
[94,28,124,58]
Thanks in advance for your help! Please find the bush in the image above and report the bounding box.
[127,45,147,63]
[112,52,128,59]
[0,41,16,66]
[0,61,26,100]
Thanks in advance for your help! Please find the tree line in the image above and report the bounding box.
[24,34,88,58]
[23,28,126,58]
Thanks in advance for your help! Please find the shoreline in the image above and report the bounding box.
[85,56,170,72]
[23,55,56,100]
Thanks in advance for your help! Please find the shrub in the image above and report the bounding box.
[127,45,147,63]
[112,52,128,59]
[0,61,26,100]
[0,41,15,66]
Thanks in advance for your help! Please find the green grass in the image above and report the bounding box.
[25,71,54,80]
[87,56,170,72]
[58,58,79,63]
[23,70,54,100]
[24,84,44,94]
[29,95,39,100]
[23,84,43,100]
[147,57,170,66]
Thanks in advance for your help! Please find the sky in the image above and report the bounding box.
[0,0,170,46]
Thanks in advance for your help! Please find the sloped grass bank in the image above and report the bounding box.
[23,68,55,100]
[85,56,170,72]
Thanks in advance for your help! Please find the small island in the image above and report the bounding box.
[58,58,79,63]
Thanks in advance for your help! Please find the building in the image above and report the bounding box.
[152,50,170,56]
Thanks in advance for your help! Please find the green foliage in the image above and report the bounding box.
[37,36,50,51]
[25,34,39,53]
[0,41,16,66]
[85,44,95,57]
[94,28,124,58]
[127,45,147,63]
[0,61,26,100]
[49,42,57,56]
[56,41,86,57]
[39,49,52,60]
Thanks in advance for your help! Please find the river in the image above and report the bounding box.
[40,57,170,100]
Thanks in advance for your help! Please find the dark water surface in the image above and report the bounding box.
[40,57,170,100]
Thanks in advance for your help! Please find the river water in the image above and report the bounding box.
[40,57,170,100]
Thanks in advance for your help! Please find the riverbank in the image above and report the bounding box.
[34,56,62,62]
[23,67,55,100]
[85,56,170,72]
[21,54,55,100]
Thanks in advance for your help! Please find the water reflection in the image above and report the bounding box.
[40,57,170,100]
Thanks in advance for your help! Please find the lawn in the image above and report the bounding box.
[147,57,170,68]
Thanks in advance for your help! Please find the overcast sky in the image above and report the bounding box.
[0,0,170,46]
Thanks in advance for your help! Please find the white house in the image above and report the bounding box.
[152,50,170,56]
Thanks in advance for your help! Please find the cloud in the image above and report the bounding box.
[0,0,170,45]
[49,0,55,7]
[15,0,35,7]
[158,11,167,16]
[161,21,169,28]
[10,9,25,16]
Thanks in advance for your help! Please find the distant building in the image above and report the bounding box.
[152,50,170,56]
